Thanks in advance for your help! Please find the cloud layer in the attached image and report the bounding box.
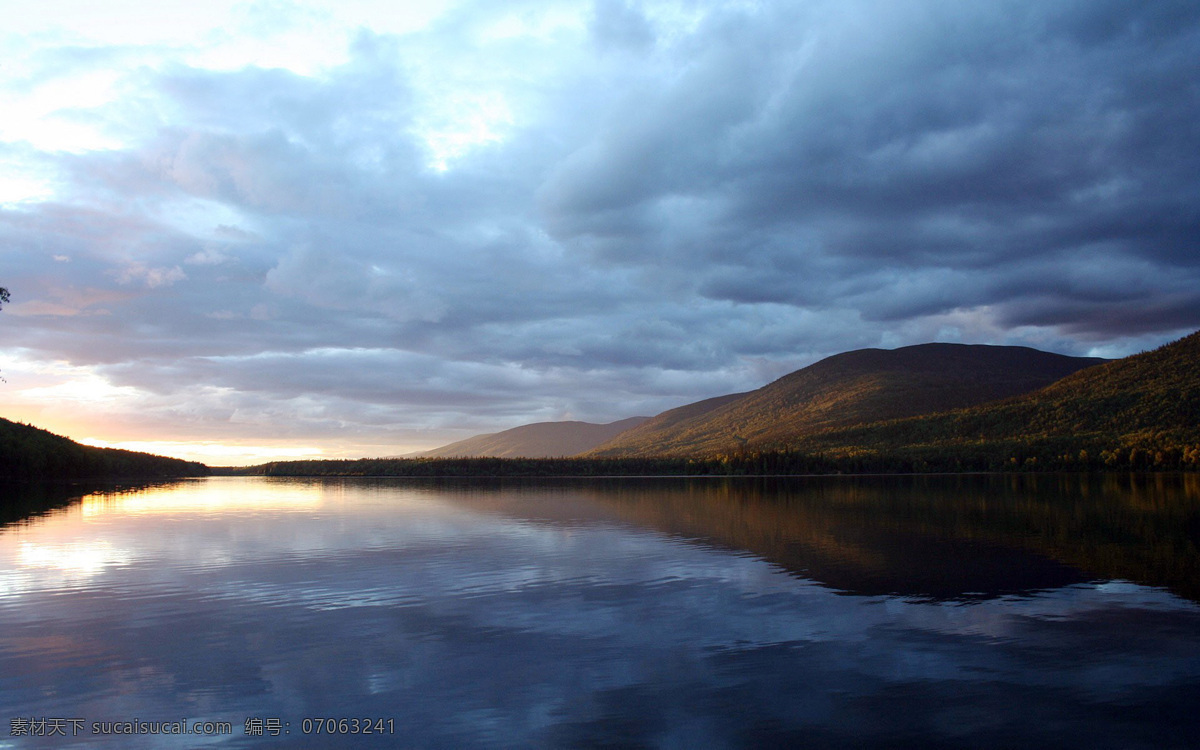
[3,0,1199,461]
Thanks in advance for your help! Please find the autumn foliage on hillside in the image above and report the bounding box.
[799,330,1200,471]
[588,344,1105,458]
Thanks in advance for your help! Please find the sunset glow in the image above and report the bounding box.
[2,1,1198,466]
[75,439,330,466]
[78,481,323,516]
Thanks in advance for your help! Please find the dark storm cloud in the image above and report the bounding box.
[541,0,1200,334]
[3,0,1199,451]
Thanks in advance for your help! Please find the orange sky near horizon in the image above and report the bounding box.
[5,2,1198,469]
[0,361,420,466]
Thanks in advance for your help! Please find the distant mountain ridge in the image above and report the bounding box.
[808,330,1200,464]
[587,343,1108,457]
[418,417,650,458]
[245,331,1199,475]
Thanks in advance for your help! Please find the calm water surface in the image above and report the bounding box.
[1,474,1198,748]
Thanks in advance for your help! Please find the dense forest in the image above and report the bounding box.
[0,417,208,480]
[234,442,1197,478]
[232,453,836,478]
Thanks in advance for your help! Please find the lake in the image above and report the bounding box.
[1,474,1198,748]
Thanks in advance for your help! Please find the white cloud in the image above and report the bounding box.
[1,1,1198,459]
[114,263,187,288]
[185,247,230,265]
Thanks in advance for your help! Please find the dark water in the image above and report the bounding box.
[1,474,1198,748]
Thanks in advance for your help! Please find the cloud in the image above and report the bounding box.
[264,244,449,323]
[2,0,1199,458]
[185,246,231,265]
[590,0,656,52]
[114,262,186,288]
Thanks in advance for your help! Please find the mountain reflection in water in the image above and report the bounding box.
[0,474,1197,749]
[537,473,1200,602]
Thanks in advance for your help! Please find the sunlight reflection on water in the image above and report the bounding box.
[0,475,1197,748]
[79,479,323,517]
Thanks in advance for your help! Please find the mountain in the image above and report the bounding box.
[419,417,650,458]
[587,344,1107,457]
[584,392,749,456]
[811,330,1200,466]
[0,417,209,479]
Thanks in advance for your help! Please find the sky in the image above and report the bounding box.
[2,0,1199,466]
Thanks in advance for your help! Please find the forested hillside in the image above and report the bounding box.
[807,330,1200,470]
[589,344,1105,457]
[582,392,750,457]
[0,417,208,479]
[238,333,1200,476]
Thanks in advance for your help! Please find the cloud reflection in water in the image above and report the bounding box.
[0,476,1197,748]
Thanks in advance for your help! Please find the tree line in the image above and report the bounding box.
[232,440,1200,478]
[0,418,208,480]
